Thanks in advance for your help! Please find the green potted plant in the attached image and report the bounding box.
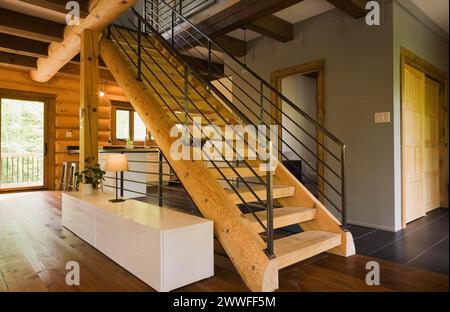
[126,138,134,150]
[75,164,106,195]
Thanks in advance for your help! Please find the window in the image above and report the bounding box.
[112,102,147,143]
[115,109,130,140]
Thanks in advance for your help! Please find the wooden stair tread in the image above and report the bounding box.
[245,207,316,233]
[227,185,295,204]
[275,231,341,269]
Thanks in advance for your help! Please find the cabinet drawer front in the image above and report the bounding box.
[62,196,95,245]
[122,220,162,290]
[96,209,124,264]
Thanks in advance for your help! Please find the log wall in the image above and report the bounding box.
[0,66,127,189]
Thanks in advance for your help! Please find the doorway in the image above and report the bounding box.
[271,60,325,199]
[0,89,55,192]
[401,48,449,227]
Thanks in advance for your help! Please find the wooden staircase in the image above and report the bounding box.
[100,13,355,292]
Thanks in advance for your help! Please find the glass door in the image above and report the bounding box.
[0,98,45,190]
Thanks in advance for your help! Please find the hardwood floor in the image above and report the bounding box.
[0,192,448,292]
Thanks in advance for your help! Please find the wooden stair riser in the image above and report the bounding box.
[245,207,317,233]
[209,167,267,179]
[228,185,295,205]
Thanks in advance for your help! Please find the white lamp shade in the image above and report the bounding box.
[105,154,129,172]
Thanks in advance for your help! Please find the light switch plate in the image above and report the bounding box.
[374,112,391,124]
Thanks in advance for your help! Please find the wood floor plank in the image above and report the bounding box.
[0,191,448,292]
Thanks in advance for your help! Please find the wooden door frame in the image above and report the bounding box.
[400,47,449,228]
[270,60,325,200]
[0,88,56,192]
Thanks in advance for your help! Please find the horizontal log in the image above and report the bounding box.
[30,0,137,82]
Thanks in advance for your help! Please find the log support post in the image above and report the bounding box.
[79,29,100,170]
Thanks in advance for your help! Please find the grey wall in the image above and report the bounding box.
[392,0,449,230]
[224,3,396,230]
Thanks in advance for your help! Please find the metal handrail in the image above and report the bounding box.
[107,2,349,261]
[141,8,346,197]
[142,0,348,228]
[148,1,344,146]
[142,7,345,201]
[111,18,268,206]
[109,16,272,236]
[142,4,343,167]
[141,5,344,189]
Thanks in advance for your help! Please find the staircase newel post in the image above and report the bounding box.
[137,18,142,81]
[208,40,212,81]
[184,66,190,146]
[260,81,264,125]
[265,141,275,259]
[171,11,175,48]
[341,144,347,229]
[158,149,164,207]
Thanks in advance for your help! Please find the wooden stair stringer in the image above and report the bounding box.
[274,165,355,257]
[100,37,278,292]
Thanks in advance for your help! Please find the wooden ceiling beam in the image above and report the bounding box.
[326,0,368,18]
[15,0,90,18]
[194,0,304,37]
[30,0,137,83]
[0,51,115,82]
[0,33,49,58]
[0,8,64,43]
[246,15,294,42]
[210,35,247,57]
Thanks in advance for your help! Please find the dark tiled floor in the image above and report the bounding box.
[349,208,449,275]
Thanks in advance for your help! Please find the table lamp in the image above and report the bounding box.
[105,154,129,203]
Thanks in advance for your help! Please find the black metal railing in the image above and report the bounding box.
[102,148,199,214]
[108,9,277,258]
[142,0,348,228]
[106,0,349,257]
[145,0,215,32]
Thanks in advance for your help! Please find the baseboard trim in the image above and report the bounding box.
[348,219,401,232]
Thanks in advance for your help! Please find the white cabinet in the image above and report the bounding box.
[62,195,95,246]
[62,192,214,292]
